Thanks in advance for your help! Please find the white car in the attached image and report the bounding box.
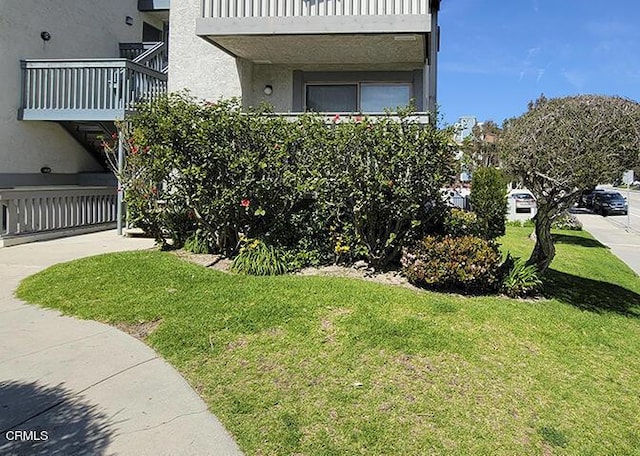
[508,189,536,213]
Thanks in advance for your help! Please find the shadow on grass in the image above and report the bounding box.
[552,233,607,249]
[543,269,640,318]
[0,380,113,455]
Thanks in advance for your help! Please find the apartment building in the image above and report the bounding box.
[1,0,440,245]
[0,0,168,187]
[171,0,440,115]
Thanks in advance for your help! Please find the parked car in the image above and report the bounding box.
[592,191,628,216]
[508,189,536,213]
[578,188,606,209]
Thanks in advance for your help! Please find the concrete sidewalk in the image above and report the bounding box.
[575,212,640,276]
[0,230,243,455]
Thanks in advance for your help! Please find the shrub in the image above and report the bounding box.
[116,93,456,269]
[230,239,289,275]
[500,256,543,297]
[552,212,583,231]
[443,208,484,237]
[401,235,502,294]
[470,167,507,239]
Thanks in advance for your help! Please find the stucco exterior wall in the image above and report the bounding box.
[0,0,151,180]
[168,0,243,101]
[247,65,293,111]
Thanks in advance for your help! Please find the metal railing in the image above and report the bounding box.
[120,41,168,72]
[0,187,117,242]
[19,59,167,121]
[202,0,428,18]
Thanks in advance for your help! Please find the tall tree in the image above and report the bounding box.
[500,95,640,273]
[461,120,502,172]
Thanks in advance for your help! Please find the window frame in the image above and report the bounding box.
[293,70,424,113]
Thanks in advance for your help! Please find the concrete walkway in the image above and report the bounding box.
[0,231,243,455]
[575,212,640,276]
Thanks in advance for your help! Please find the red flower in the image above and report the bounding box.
[131,146,139,154]
[143,146,150,153]
[354,115,364,123]
[333,114,341,123]
[240,199,250,208]
[111,132,118,139]
[151,186,158,195]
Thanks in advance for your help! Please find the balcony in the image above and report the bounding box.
[197,0,435,64]
[18,59,167,122]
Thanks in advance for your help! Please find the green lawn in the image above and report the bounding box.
[17,227,640,455]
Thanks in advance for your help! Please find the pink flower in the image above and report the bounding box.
[240,199,251,208]
[333,114,341,123]
[274,144,281,150]
[131,146,139,154]
[354,115,364,123]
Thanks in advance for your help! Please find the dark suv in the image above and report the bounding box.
[592,191,627,216]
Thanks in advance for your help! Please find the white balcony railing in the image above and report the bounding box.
[19,59,167,121]
[0,186,117,246]
[202,0,428,18]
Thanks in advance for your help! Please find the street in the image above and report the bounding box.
[573,187,640,275]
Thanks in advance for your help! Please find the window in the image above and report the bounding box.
[305,82,413,113]
[360,83,412,112]
[306,85,357,112]
[294,71,423,112]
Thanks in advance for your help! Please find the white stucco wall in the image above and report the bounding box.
[168,0,243,101]
[0,0,152,178]
[247,65,293,111]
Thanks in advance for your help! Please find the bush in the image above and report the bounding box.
[470,167,507,239]
[552,212,583,231]
[443,208,484,237]
[501,256,543,297]
[401,235,502,294]
[231,239,290,275]
[115,93,456,269]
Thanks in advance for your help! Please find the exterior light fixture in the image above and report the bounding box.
[263,85,273,96]
[125,16,134,26]
[40,166,52,174]
[40,31,51,41]
[394,35,417,41]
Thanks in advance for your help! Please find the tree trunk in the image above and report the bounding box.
[526,209,555,274]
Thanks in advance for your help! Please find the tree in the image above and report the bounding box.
[500,95,640,273]
[461,120,502,173]
[470,167,507,239]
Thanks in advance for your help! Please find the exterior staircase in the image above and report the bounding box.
[19,41,168,170]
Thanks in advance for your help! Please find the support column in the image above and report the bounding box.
[116,132,124,235]
[426,0,440,123]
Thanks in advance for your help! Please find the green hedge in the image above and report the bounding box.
[111,93,456,269]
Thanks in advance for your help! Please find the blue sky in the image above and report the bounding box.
[438,0,640,127]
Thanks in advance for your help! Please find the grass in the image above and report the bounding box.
[16,227,640,455]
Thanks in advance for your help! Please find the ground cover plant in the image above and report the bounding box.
[17,226,640,455]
